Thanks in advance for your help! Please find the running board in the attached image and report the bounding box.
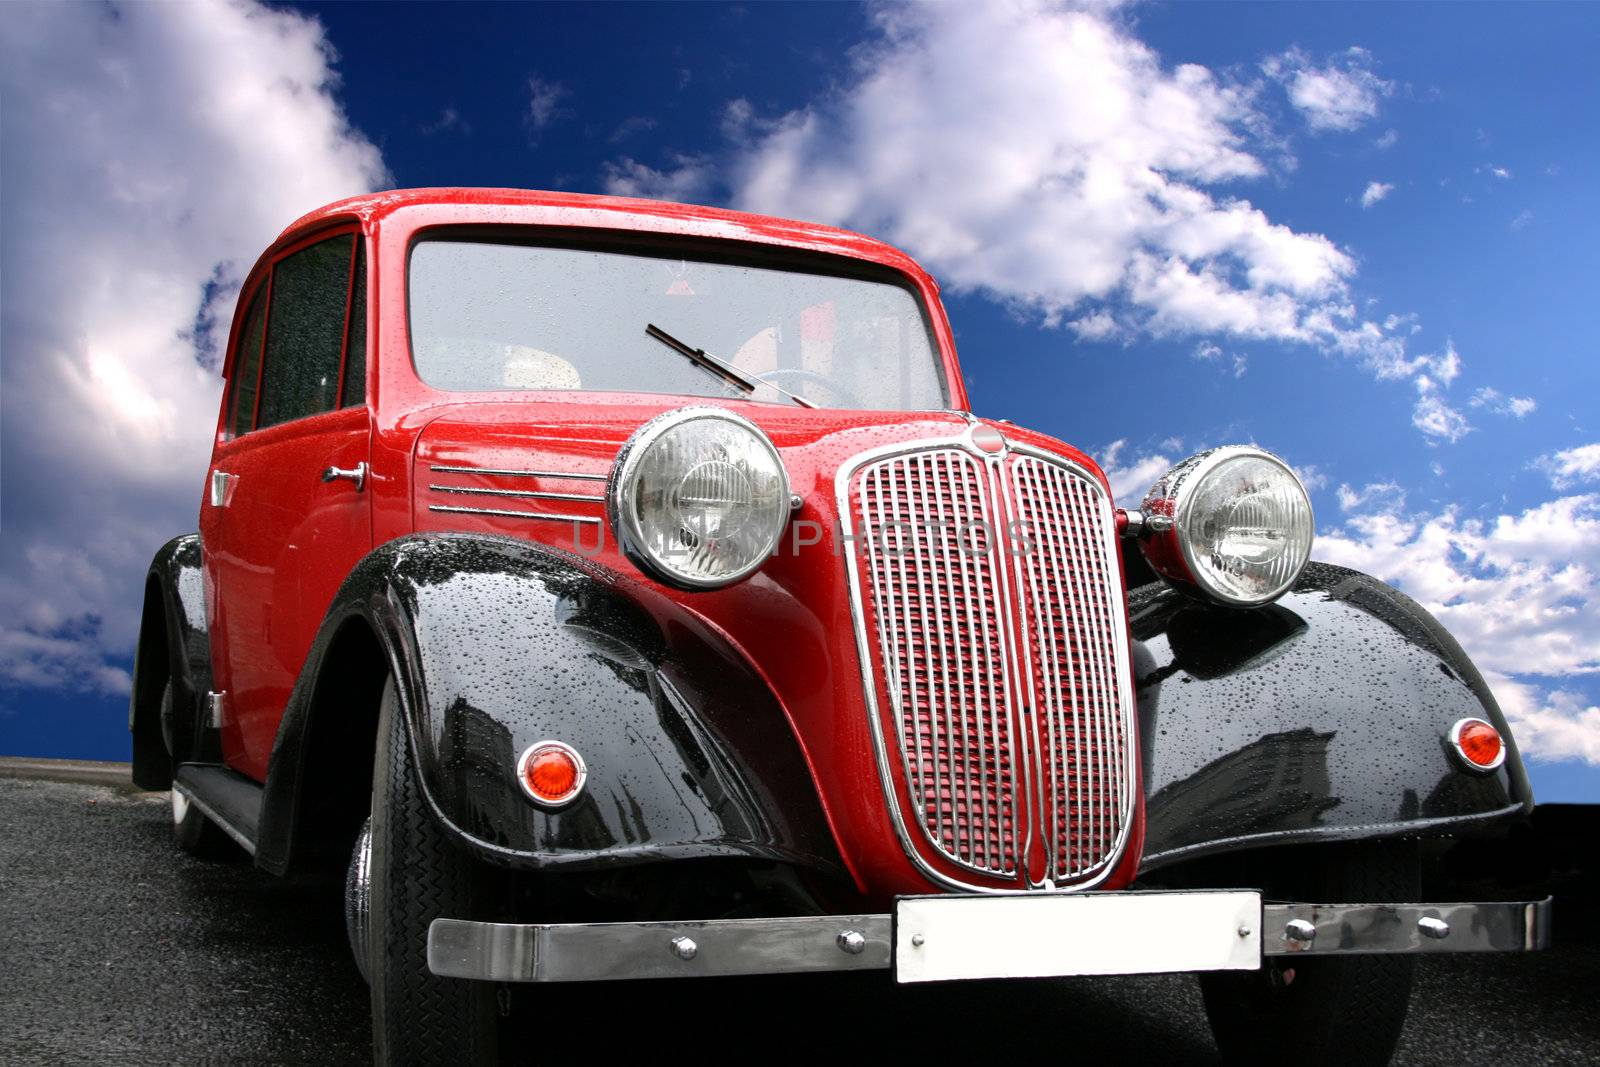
[173,763,263,856]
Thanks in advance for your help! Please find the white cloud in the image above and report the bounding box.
[1296,464,1328,491]
[526,74,568,130]
[1360,180,1393,208]
[1510,209,1534,231]
[602,154,715,203]
[1534,443,1600,490]
[421,106,468,136]
[1100,440,1178,506]
[1336,481,1406,513]
[1470,387,1536,418]
[1320,492,1600,763]
[0,0,386,695]
[615,6,1457,440]
[1412,389,1471,443]
[1406,341,1470,444]
[1068,308,1121,342]
[1374,128,1399,150]
[1429,340,1462,385]
[715,6,1375,342]
[1487,677,1600,765]
[1263,45,1394,132]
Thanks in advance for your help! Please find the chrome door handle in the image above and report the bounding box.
[321,462,367,491]
[209,470,237,508]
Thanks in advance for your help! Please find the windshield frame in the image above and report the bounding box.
[402,225,952,412]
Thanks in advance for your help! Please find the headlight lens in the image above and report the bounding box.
[1140,446,1313,606]
[608,408,791,589]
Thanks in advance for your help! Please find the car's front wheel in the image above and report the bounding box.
[366,678,498,1065]
[1199,839,1419,1066]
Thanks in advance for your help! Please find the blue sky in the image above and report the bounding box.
[1,1,1596,800]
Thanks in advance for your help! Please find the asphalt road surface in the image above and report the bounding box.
[2,772,1595,1065]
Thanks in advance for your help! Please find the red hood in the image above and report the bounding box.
[410,395,1138,898]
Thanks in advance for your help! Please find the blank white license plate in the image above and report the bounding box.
[894,891,1262,983]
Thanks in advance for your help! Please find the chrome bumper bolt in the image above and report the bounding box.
[670,936,698,961]
[1284,919,1317,944]
[1417,916,1451,940]
[837,929,866,955]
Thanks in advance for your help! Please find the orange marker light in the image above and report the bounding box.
[516,741,587,807]
[1449,718,1506,772]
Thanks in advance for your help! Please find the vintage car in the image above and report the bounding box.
[131,188,1548,1064]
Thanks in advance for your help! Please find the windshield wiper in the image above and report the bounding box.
[645,323,815,408]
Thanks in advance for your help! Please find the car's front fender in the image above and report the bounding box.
[258,533,846,881]
[1133,561,1533,871]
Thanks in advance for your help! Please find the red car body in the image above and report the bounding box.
[198,188,1142,899]
[134,188,1544,1065]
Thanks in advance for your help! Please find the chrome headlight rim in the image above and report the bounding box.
[1142,444,1314,608]
[607,406,792,591]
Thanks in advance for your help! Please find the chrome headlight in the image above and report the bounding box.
[608,408,792,590]
[1139,446,1314,606]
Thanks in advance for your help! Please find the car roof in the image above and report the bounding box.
[276,187,932,281]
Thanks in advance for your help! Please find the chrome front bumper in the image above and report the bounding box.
[427,892,1551,984]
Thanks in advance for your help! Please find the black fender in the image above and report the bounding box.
[130,534,214,789]
[256,533,845,882]
[1133,561,1533,872]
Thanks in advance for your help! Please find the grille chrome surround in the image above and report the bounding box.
[838,431,1137,893]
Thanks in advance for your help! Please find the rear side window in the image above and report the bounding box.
[340,241,367,408]
[256,233,356,430]
[227,285,269,438]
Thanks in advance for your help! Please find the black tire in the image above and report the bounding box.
[368,678,498,1066]
[166,681,238,860]
[1200,839,1419,1066]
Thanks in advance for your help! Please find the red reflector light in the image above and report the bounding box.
[516,741,587,807]
[1449,718,1506,772]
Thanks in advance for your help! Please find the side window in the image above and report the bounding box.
[340,240,367,408]
[257,234,355,430]
[227,284,269,438]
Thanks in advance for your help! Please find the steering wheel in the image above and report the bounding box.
[750,367,864,409]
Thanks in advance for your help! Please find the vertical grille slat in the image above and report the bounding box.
[849,440,1133,888]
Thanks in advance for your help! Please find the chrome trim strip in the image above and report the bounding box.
[428,914,892,982]
[171,780,257,856]
[986,450,1038,883]
[428,504,601,525]
[1261,898,1552,956]
[429,484,605,504]
[430,464,608,481]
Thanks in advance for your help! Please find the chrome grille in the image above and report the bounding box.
[1008,455,1130,881]
[847,439,1133,889]
[857,450,1018,875]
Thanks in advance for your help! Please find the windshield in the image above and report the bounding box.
[407,237,949,410]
